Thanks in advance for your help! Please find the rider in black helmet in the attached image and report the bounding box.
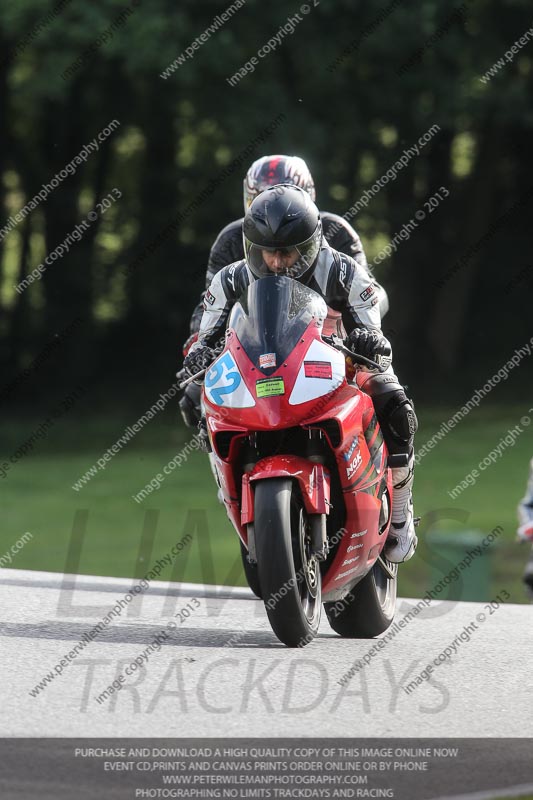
[180,155,389,429]
[187,154,388,332]
[178,185,417,564]
[243,183,322,281]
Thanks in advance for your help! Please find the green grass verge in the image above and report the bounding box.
[1,405,531,603]
[492,796,533,799]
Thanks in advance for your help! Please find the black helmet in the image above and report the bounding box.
[243,155,316,210]
[243,184,322,280]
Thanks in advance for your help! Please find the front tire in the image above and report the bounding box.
[254,478,321,647]
[324,556,397,638]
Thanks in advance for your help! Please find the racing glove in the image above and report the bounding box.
[177,345,218,385]
[345,328,392,370]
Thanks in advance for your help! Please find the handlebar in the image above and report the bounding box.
[178,370,206,390]
[178,335,386,390]
[322,334,387,373]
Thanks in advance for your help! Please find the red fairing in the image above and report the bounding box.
[202,288,392,598]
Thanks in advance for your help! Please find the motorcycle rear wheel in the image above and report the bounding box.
[254,478,321,647]
[324,555,397,638]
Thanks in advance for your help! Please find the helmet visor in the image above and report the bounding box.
[244,227,322,280]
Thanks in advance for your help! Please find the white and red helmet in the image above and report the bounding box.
[243,155,316,211]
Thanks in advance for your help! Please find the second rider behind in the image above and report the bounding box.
[178,185,418,564]
[179,155,389,430]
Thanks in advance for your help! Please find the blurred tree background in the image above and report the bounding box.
[1,0,532,407]
[1,0,532,601]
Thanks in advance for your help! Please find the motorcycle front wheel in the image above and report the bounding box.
[254,478,321,647]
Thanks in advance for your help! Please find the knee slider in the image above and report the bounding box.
[366,381,417,454]
[387,395,418,444]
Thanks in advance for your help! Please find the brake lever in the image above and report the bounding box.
[322,334,386,374]
[178,369,206,390]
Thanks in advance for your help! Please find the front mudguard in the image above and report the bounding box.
[241,455,330,526]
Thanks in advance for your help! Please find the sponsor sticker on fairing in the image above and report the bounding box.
[342,556,360,566]
[256,377,285,398]
[259,352,276,369]
[304,360,333,379]
[335,566,359,581]
[346,452,363,478]
[343,435,360,462]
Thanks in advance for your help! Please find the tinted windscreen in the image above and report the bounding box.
[228,275,327,375]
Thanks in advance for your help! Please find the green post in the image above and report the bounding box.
[425,530,491,601]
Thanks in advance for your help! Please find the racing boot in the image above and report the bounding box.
[386,454,417,563]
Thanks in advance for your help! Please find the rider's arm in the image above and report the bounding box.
[197,262,250,349]
[196,271,232,349]
[190,221,244,334]
[329,256,382,335]
[322,212,389,318]
[341,262,395,381]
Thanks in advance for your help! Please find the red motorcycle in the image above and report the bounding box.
[198,275,398,647]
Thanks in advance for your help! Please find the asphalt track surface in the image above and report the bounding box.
[1,569,532,799]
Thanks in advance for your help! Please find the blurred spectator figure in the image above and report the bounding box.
[517,457,533,599]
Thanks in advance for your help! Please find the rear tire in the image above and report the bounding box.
[254,478,321,647]
[240,539,262,599]
[324,556,397,638]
